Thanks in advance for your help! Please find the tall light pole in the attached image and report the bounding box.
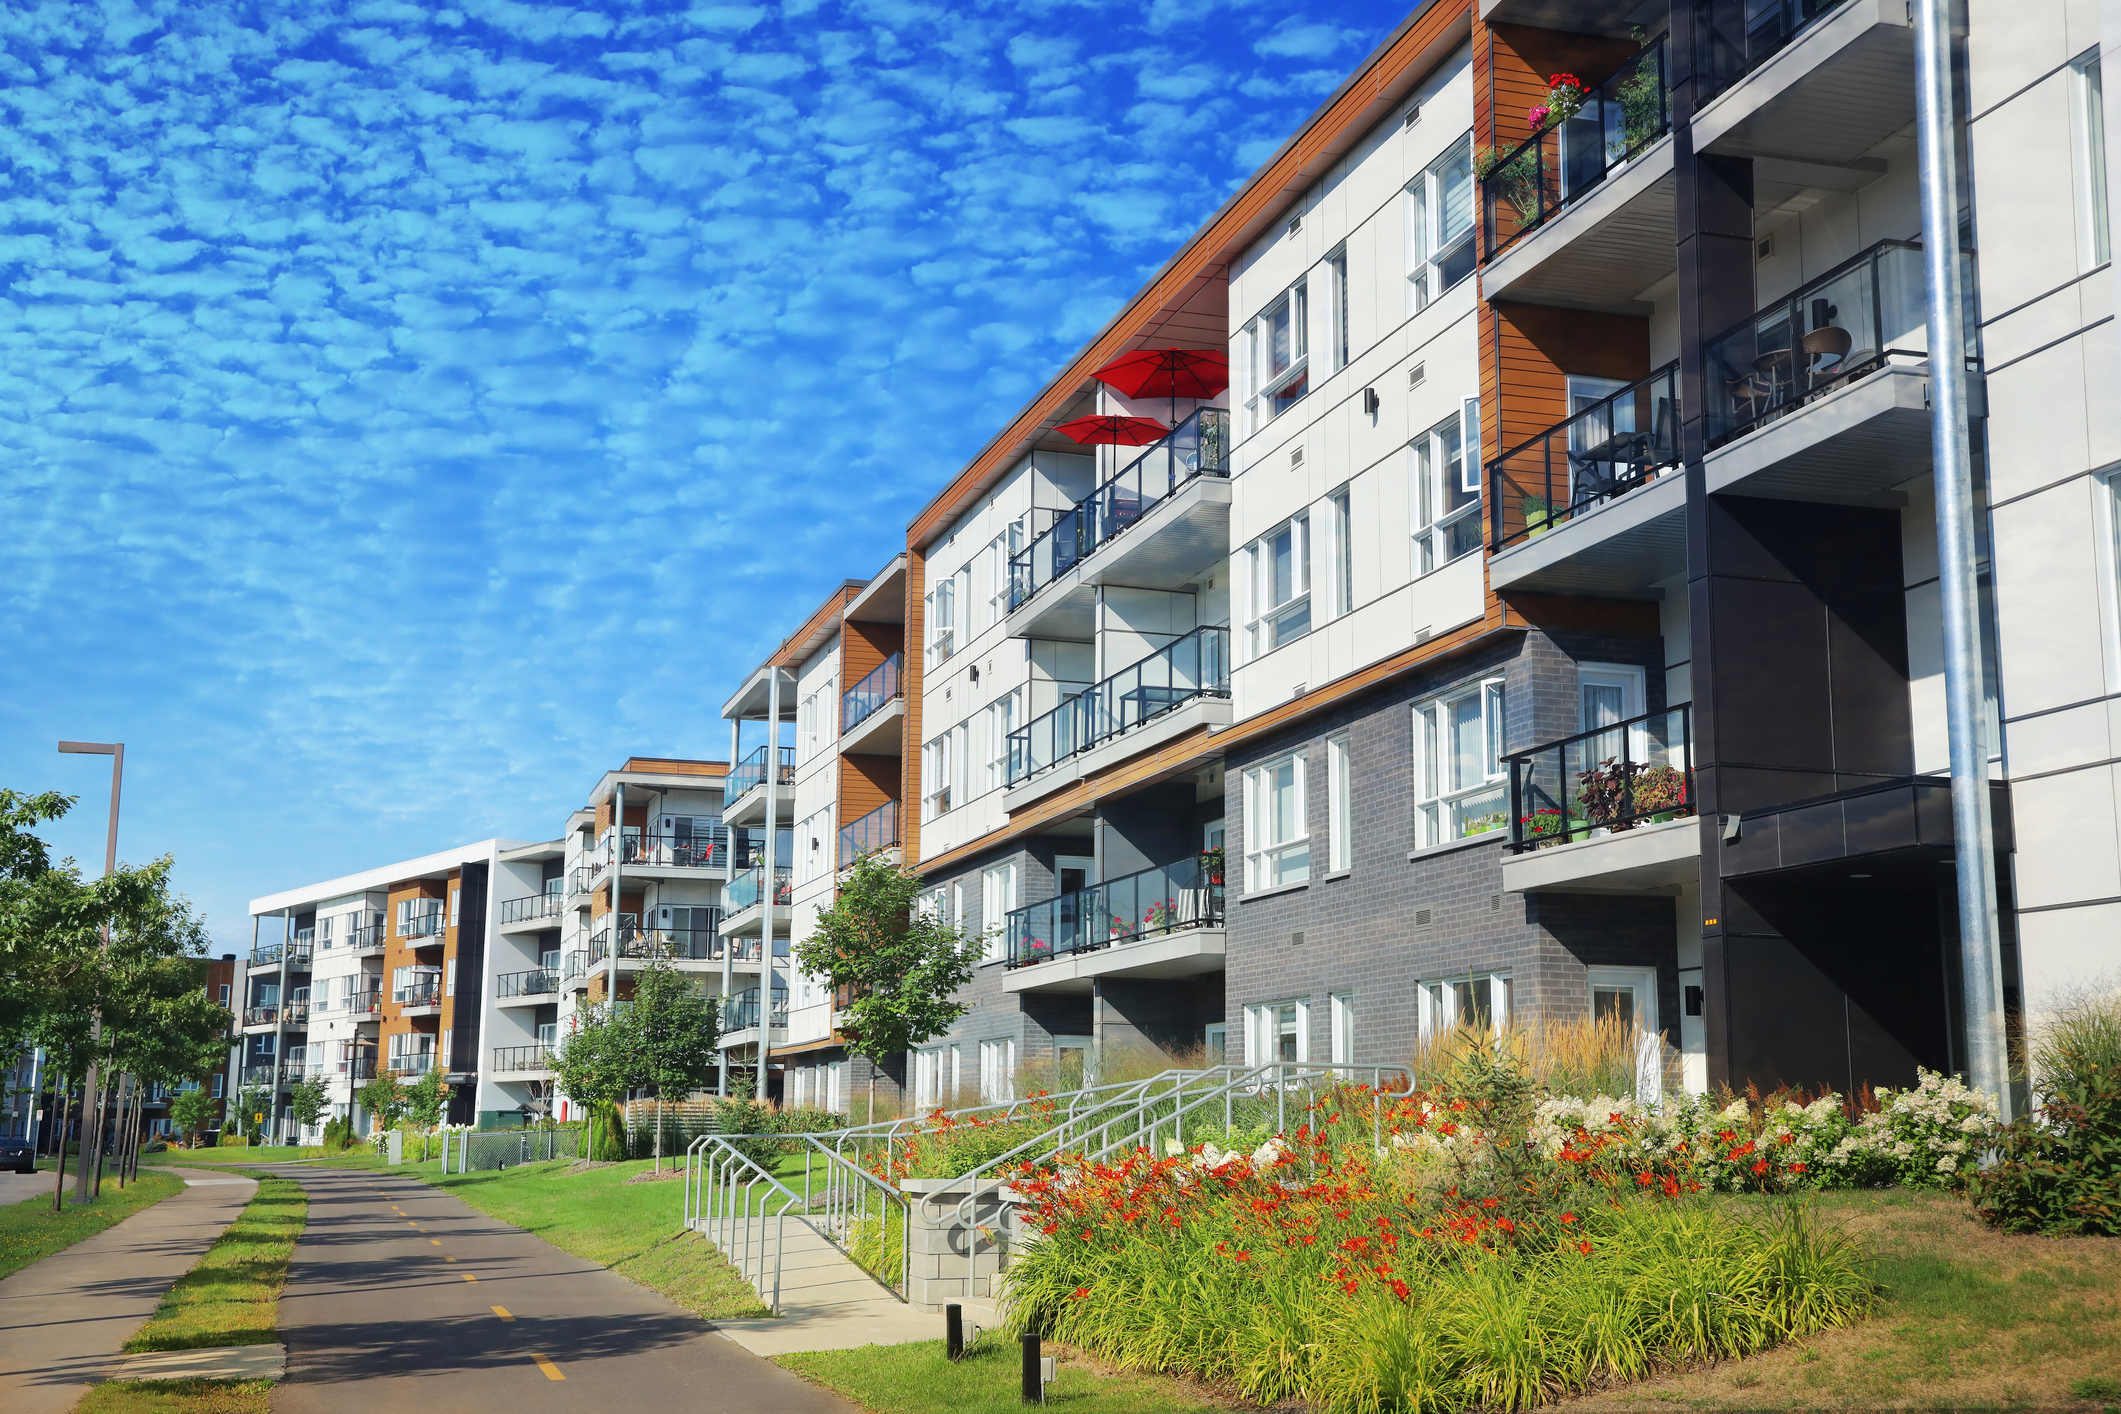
[58,741,123,1201]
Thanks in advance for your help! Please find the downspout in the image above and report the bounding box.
[1914,0,2012,1119]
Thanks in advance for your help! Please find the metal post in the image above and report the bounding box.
[58,741,121,1201]
[946,1302,965,1360]
[759,667,783,1099]
[1913,0,2012,1119]
[1021,1332,1043,1404]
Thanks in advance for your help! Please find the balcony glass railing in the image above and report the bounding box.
[1481,33,1670,261]
[496,969,559,998]
[838,799,900,868]
[1488,363,1680,552]
[624,828,727,870]
[1505,703,1695,853]
[239,1065,278,1088]
[729,744,796,798]
[842,653,904,734]
[250,941,312,968]
[725,864,791,914]
[394,980,442,1008]
[1007,626,1230,785]
[492,1044,554,1073]
[282,999,309,1027]
[1008,406,1232,612]
[1703,239,1964,450]
[589,923,726,963]
[722,987,789,1032]
[1006,853,1225,968]
[1696,0,1847,104]
[242,1006,278,1027]
[499,893,564,926]
[388,1051,436,1075]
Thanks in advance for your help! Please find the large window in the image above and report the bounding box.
[797,683,832,761]
[980,861,1017,963]
[1245,1000,1306,1063]
[985,517,1026,628]
[1328,487,1353,619]
[1413,401,1482,575]
[1243,753,1310,890]
[1244,512,1311,658]
[1328,246,1350,371]
[1419,972,1513,1037]
[1326,732,1352,872]
[984,689,1021,792]
[2075,49,2111,270]
[1413,677,1508,848]
[927,573,957,665]
[978,1037,1016,1103]
[922,728,958,819]
[1407,133,1476,312]
[1329,992,1355,1064]
[1243,279,1309,430]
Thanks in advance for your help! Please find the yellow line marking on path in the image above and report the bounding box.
[462,1273,477,1282]
[430,1239,441,1246]
[531,1353,564,1381]
[491,1306,513,1321]
[444,1256,456,1262]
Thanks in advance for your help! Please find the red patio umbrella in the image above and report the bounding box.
[1055,414,1171,447]
[1092,347,1230,423]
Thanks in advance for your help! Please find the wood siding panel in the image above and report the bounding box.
[839,754,898,828]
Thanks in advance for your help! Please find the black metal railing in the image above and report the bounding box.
[722,987,789,1032]
[239,1065,277,1088]
[492,1044,554,1073]
[338,1054,377,1080]
[1488,363,1680,552]
[394,980,442,1008]
[250,941,312,968]
[388,1051,437,1075]
[1007,626,1230,785]
[1481,33,1670,262]
[398,909,445,941]
[282,999,309,1026]
[496,969,559,998]
[726,864,791,913]
[348,923,385,952]
[499,893,564,926]
[625,827,727,869]
[1506,703,1695,852]
[242,1006,278,1027]
[342,989,382,1018]
[729,744,796,798]
[589,924,725,963]
[1008,407,1231,612]
[838,799,900,868]
[1703,239,1960,450]
[1007,853,1225,968]
[842,653,904,734]
[1695,0,1846,104]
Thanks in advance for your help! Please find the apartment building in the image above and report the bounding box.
[844,0,2121,1105]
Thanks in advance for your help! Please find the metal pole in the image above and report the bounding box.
[759,667,784,1099]
[58,741,121,1202]
[1914,0,2012,1120]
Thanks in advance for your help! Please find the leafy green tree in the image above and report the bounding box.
[235,1085,272,1143]
[357,1073,407,1135]
[403,1066,451,1157]
[553,1000,632,1165]
[626,958,721,1170]
[169,1085,217,1146]
[288,1075,330,1135]
[792,853,982,1121]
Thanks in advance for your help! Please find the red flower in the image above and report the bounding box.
[1070,1287,1091,1300]
[1788,1162,1808,1174]
[1232,1250,1252,1262]
[1560,1211,1576,1224]
[1389,1278,1412,1302]
[1751,1159,1770,1176]
[1578,1239,1594,1255]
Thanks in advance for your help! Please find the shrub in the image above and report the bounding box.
[1969,990,2121,1235]
[773,1106,843,1136]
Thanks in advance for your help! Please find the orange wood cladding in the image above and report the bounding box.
[769,582,865,669]
[1477,21,1647,163]
[838,754,898,831]
[841,616,903,691]
[900,542,927,865]
[1502,591,1661,635]
[1485,300,1651,469]
[621,757,727,776]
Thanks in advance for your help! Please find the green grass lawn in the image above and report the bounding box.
[124,1174,307,1352]
[778,1333,1218,1414]
[0,1169,184,1281]
[73,1379,273,1414]
[139,1147,314,1166]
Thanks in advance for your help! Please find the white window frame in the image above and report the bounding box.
[1242,279,1310,431]
[1329,991,1355,1065]
[984,689,1021,792]
[1326,732,1352,872]
[980,861,1018,964]
[1587,965,1660,1037]
[1412,677,1509,848]
[1413,401,1482,577]
[1327,486,1353,619]
[1327,246,1350,371]
[1243,511,1312,660]
[1406,132,1475,313]
[2074,48,2111,270]
[978,1037,1016,1104]
[928,576,956,665]
[1417,972,1513,1037]
[1577,662,1649,763]
[914,1047,944,1110]
[1244,999,1308,1064]
[1242,753,1310,891]
[923,730,956,818]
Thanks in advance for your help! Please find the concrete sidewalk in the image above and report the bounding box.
[0,1167,258,1414]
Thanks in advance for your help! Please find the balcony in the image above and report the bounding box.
[280,1060,318,1085]
[724,864,790,918]
[347,923,385,956]
[589,921,728,965]
[388,1051,437,1076]
[1480,34,1675,311]
[1693,0,1918,174]
[1004,626,1232,802]
[1003,854,1226,994]
[492,1044,555,1075]
[1486,364,1683,599]
[1702,240,1970,503]
[398,909,445,943]
[625,827,728,873]
[250,941,312,969]
[499,892,565,928]
[282,999,310,1028]
[242,1006,279,1029]
[837,799,901,870]
[336,1054,377,1081]
[239,1065,277,1089]
[840,653,906,755]
[1496,704,1702,894]
[725,745,796,826]
[495,968,559,1001]
[721,986,789,1035]
[1005,408,1231,640]
[394,981,442,1016]
[338,990,383,1020]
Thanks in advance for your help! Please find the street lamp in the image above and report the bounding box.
[57,741,123,1203]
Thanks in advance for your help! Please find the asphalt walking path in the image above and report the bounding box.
[0,1166,259,1414]
[264,1164,856,1414]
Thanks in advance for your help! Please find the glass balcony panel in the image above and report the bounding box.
[1005,626,1230,786]
[1006,853,1225,968]
[837,799,900,868]
[841,653,904,733]
[1488,364,1681,551]
[729,745,796,798]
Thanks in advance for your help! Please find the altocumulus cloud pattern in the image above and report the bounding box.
[0,0,1393,943]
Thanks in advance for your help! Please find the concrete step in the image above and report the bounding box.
[694,1213,945,1356]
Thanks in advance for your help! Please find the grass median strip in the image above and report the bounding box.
[123,1175,307,1353]
[0,1169,185,1282]
[776,1334,1216,1414]
[73,1378,273,1414]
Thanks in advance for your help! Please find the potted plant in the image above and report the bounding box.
[1521,493,1555,537]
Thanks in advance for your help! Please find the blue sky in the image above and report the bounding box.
[2,0,1405,949]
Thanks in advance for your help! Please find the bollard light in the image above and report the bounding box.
[1020,1331,1041,1404]
[946,1303,964,1361]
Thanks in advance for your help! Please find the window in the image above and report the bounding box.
[1418,972,1513,1036]
[923,730,956,818]
[1203,1022,1227,1066]
[211,1074,225,1098]
[798,808,832,884]
[1328,487,1353,619]
[1328,247,1350,370]
[978,1038,1016,1103]
[1243,279,1310,429]
[1329,992,1355,1065]
[915,1048,944,1109]
[1326,733,1352,872]
[985,689,1022,791]
[445,957,456,996]
[2075,49,2111,268]
[1406,133,1475,311]
[1244,512,1311,657]
[951,881,967,933]
[1413,678,1508,847]
[1243,753,1310,890]
[218,984,231,1007]
[1578,663,1648,762]
[1245,1000,1307,1063]
[980,862,1018,963]
[319,915,334,948]
[928,574,956,665]
[1413,403,1482,575]
[798,688,825,760]
[986,518,1026,627]
[449,887,460,927]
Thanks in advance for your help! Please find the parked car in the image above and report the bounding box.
[0,1136,33,1174]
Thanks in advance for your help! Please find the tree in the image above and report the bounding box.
[626,958,722,1170]
[403,1066,450,1158]
[552,1000,631,1165]
[288,1075,330,1135]
[792,853,982,1121]
[169,1085,216,1146]
[357,1073,407,1135]
[235,1085,272,1143]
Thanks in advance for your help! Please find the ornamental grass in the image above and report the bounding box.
[1002,1053,1875,1412]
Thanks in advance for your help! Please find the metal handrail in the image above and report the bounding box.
[685,1132,909,1313]
[348,924,385,952]
[499,893,565,925]
[492,1044,554,1072]
[496,969,559,998]
[1488,362,1681,552]
[394,981,442,1007]
[1006,853,1224,967]
[837,799,900,869]
[625,828,727,869]
[842,653,904,734]
[242,1006,278,1027]
[1505,702,1695,851]
[398,909,446,940]
[1005,626,1230,785]
[729,745,796,798]
[726,865,791,914]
